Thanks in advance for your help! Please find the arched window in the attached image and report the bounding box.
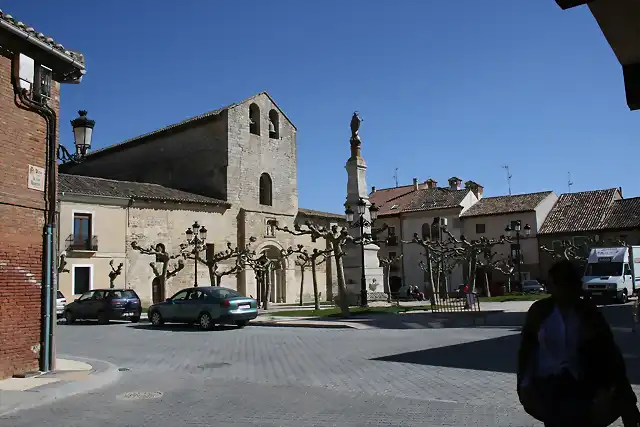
[259,173,272,206]
[249,103,260,135]
[268,109,279,139]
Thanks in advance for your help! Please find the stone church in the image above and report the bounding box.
[59,92,343,305]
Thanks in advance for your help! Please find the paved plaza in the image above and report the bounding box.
[1,303,638,426]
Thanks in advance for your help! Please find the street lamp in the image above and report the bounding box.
[505,221,531,287]
[185,221,207,287]
[345,198,380,307]
[59,110,95,163]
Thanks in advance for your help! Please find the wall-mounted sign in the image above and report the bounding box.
[27,164,45,192]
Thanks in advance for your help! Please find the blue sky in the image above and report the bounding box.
[4,0,638,213]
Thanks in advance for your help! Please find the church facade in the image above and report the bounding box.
[58,92,343,305]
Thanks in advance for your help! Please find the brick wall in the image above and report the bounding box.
[0,53,60,378]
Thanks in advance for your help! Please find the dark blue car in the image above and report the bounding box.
[64,289,142,324]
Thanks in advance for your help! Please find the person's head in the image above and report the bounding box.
[547,259,583,303]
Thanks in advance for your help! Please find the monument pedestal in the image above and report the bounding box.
[342,114,385,304]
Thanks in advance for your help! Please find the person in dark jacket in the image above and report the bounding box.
[517,259,640,427]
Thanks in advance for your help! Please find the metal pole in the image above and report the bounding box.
[194,240,199,287]
[516,232,522,286]
[41,225,52,372]
[360,216,367,307]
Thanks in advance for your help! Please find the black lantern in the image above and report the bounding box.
[356,198,367,215]
[369,203,379,221]
[524,224,531,236]
[345,207,355,223]
[70,110,95,157]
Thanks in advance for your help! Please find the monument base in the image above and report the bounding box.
[342,242,386,304]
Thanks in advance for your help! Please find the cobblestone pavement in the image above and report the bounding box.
[2,310,638,426]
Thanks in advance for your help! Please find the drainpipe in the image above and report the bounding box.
[12,54,58,373]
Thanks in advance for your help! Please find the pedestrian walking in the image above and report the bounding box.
[517,259,640,427]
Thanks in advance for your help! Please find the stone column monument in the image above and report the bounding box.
[342,112,384,304]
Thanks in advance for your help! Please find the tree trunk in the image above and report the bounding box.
[384,265,391,303]
[262,267,271,311]
[484,269,491,297]
[216,274,222,286]
[160,260,169,300]
[506,275,511,293]
[299,265,305,306]
[468,255,477,293]
[332,242,350,317]
[311,259,320,310]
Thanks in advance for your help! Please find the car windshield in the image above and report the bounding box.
[106,290,138,299]
[57,291,64,299]
[585,262,623,277]
[209,288,242,299]
[523,281,538,287]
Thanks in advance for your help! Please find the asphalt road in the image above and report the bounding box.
[1,303,638,427]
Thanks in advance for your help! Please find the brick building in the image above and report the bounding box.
[0,11,85,378]
[59,92,344,305]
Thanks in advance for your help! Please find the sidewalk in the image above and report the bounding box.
[0,356,121,417]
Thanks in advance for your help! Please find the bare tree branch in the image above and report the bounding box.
[108,259,124,288]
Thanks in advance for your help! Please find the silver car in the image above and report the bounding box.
[148,286,258,330]
[56,290,67,318]
[522,280,546,294]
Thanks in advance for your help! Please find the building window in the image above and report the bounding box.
[551,240,563,253]
[475,223,486,234]
[249,103,260,135]
[73,265,92,295]
[36,65,52,103]
[259,173,273,206]
[510,243,522,262]
[72,212,93,250]
[265,219,277,237]
[388,226,396,236]
[268,109,280,139]
[510,220,520,230]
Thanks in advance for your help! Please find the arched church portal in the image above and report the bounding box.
[258,246,287,304]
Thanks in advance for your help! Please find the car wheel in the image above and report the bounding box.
[98,311,109,325]
[149,310,164,326]
[64,310,75,324]
[235,320,249,328]
[620,290,629,304]
[198,312,214,330]
[130,316,140,323]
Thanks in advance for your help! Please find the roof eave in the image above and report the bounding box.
[0,20,85,83]
[460,208,537,219]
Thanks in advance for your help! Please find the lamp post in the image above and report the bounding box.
[59,110,95,163]
[345,198,380,307]
[505,221,531,287]
[185,221,207,287]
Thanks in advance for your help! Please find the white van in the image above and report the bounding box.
[582,247,640,303]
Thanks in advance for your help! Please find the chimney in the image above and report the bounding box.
[464,180,484,199]
[413,178,419,191]
[619,186,623,197]
[448,176,462,190]
[371,186,376,194]
[426,178,437,189]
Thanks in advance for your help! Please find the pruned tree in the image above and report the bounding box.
[184,241,252,286]
[108,260,124,288]
[284,244,333,309]
[277,222,352,317]
[58,254,70,274]
[379,254,403,303]
[406,233,461,301]
[131,242,185,301]
[540,236,627,263]
[442,229,510,295]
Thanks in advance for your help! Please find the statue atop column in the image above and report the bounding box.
[350,111,363,158]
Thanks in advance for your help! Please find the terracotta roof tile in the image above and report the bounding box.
[538,188,619,234]
[59,174,229,206]
[460,191,553,218]
[371,186,469,217]
[297,208,345,221]
[601,197,640,230]
[0,10,84,65]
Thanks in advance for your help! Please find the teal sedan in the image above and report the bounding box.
[148,287,258,330]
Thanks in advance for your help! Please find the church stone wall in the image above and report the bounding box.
[61,115,230,201]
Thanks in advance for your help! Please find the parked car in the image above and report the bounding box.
[56,290,67,318]
[148,286,258,330]
[64,289,142,324]
[522,280,546,294]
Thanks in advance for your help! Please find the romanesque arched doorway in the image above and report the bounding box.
[257,246,287,304]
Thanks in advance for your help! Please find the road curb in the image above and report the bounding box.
[0,355,122,418]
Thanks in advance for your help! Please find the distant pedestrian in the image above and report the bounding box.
[517,259,640,427]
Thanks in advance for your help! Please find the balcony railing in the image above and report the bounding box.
[66,234,98,252]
